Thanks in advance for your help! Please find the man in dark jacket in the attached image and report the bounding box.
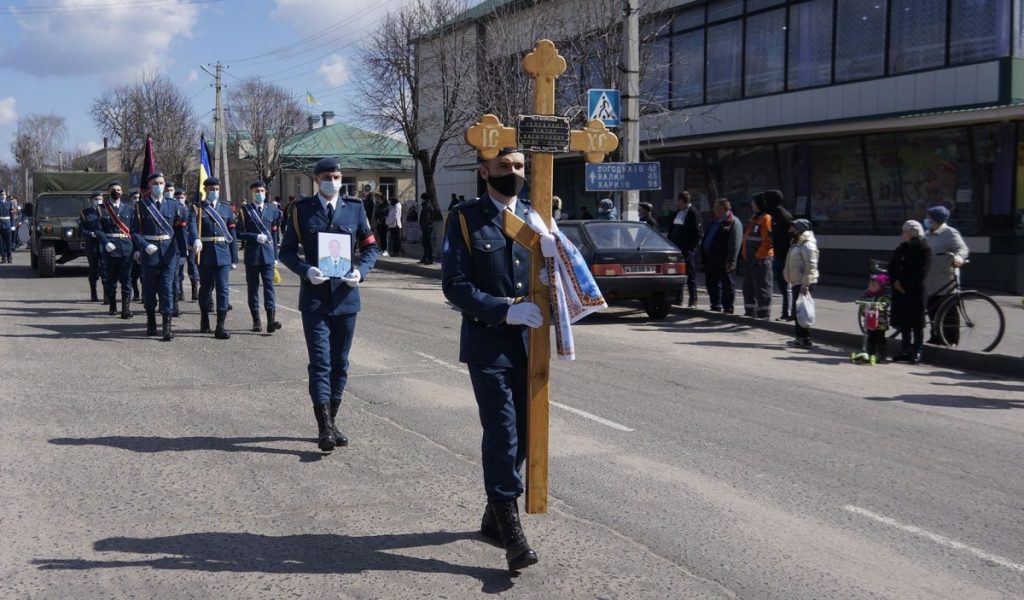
[701,198,742,313]
[759,190,794,321]
[890,220,932,364]
[667,191,703,307]
[418,193,436,265]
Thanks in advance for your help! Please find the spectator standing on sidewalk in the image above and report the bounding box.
[761,190,794,321]
[386,197,403,257]
[923,205,969,345]
[741,194,774,319]
[783,219,818,347]
[596,197,618,220]
[702,198,742,313]
[638,202,659,231]
[418,193,436,265]
[890,220,931,364]
[373,194,390,256]
[667,191,703,307]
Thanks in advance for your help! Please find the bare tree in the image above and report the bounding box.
[227,78,306,185]
[11,113,68,198]
[0,161,24,197]
[90,71,200,185]
[355,0,476,211]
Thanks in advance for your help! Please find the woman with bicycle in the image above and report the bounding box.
[890,220,932,363]
[923,206,969,346]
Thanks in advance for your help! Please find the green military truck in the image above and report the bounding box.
[22,172,128,277]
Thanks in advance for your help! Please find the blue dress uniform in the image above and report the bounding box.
[195,192,238,339]
[97,194,136,318]
[79,196,108,301]
[237,198,282,333]
[0,191,14,263]
[279,158,380,453]
[131,189,196,339]
[174,196,199,302]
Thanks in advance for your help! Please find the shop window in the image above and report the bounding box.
[706,20,743,102]
[777,142,811,217]
[673,6,704,31]
[641,37,671,110]
[807,137,873,233]
[745,8,787,97]
[707,0,742,23]
[889,0,947,74]
[788,0,833,89]
[672,30,705,107]
[894,128,973,230]
[949,0,1011,64]
[706,145,780,218]
[378,177,396,200]
[747,0,785,10]
[835,0,888,82]
[864,134,906,233]
[971,123,1016,225]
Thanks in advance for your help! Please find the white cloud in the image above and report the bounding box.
[317,55,350,87]
[79,139,103,154]
[186,69,199,83]
[1,0,201,80]
[271,0,392,31]
[0,97,16,126]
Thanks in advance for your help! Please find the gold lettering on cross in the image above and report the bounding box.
[464,40,618,514]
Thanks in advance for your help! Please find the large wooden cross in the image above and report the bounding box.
[465,39,618,514]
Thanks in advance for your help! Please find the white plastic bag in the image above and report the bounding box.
[796,293,815,328]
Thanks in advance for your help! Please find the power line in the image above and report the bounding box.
[0,0,222,14]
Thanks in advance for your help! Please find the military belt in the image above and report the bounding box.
[144,234,171,241]
[201,236,227,242]
[107,233,129,239]
[0,217,10,220]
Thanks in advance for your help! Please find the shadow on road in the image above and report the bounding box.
[908,370,1024,393]
[32,530,515,593]
[864,394,1024,410]
[49,436,327,463]
[0,320,145,340]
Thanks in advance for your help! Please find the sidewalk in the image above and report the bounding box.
[378,240,1024,378]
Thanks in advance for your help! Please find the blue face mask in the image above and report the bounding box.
[207,191,219,203]
[253,192,265,204]
[150,185,164,198]
[164,191,174,200]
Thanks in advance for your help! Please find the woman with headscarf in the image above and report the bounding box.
[923,205,969,345]
[890,220,932,363]
[783,219,818,347]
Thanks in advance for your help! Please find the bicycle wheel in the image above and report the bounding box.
[936,291,1005,353]
[856,304,866,334]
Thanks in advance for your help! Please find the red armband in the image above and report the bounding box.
[360,235,376,248]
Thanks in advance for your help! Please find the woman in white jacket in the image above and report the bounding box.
[783,219,819,347]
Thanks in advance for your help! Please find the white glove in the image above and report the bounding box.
[341,269,361,287]
[952,255,965,268]
[539,266,549,286]
[145,244,158,255]
[506,301,543,328]
[231,263,237,270]
[105,242,116,252]
[274,260,279,266]
[256,233,268,244]
[306,266,329,285]
[193,239,203,253]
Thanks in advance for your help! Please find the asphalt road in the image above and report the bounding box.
[2,253,1023,599]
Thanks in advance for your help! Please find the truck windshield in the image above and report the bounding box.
[36,196,88,217]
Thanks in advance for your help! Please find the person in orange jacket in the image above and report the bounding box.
[741,194,774,318]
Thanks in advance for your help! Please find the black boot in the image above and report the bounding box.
[214,311,230,339]
[172,298,181,317]
[146,311,157,336]
[120,298,133,319]
[313,404,336,452]
[90,282,98,302]
[328,398,348,446]
[251,309,262,333]
[492,500,538,570]
[190,281,198,302]
[109,296,117,316]
[480,503,502,546]
[266,309,281,333]
[200,311,211,334]
[161,315,174,341]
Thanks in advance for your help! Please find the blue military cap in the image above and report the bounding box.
[313,157,342,175]
[478,147,521,163]
[165,180,175,187]
[249,180,267,189]
[90,191,103,199]
[108,180,121,188]
[203,177,221,187]
[147,171,165,182]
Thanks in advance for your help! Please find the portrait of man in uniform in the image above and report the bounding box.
[317,233,352,278]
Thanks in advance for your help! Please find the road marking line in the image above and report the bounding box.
[414,352,634,432]
[844,505,1024,573]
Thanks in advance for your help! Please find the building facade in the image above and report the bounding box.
[420,0,1024,291]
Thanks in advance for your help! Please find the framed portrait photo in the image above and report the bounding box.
[317,231,353,279]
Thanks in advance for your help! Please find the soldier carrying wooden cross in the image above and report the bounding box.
[441,39,617,572]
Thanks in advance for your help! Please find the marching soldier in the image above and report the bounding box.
[0,189,14,263]
[128,191,143,302]
[441,148,540,571]
[279,157,379,452]
[195,177,238,339]
[174,188,200,301]
[237,180,282,334]
[79,191,108,301]
[98,181,135,318]
[130,172,197,340]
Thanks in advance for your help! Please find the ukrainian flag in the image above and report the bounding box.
[198,134,212,201]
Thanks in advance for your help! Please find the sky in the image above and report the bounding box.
[0,0,445,163]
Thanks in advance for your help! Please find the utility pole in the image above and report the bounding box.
[203,62,231,205]
[622,0,640,221]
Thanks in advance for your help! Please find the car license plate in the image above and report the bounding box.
[623,265,657,274]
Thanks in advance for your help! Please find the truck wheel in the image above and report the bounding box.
[38,243,56,277]
[643,293,671,320]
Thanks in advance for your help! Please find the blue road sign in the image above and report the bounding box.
[585,162,662,192]
[587,89,620,128]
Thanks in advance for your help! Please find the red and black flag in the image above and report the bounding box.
[140,135,155,194]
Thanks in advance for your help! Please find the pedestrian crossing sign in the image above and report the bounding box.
[588,89,620,128]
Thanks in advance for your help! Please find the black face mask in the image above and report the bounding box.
[487,172,526,198]
[110,191,122,200]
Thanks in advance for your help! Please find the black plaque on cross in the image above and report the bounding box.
[517,115,571,153]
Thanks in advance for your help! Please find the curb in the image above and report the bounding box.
[374,258,1023,379]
